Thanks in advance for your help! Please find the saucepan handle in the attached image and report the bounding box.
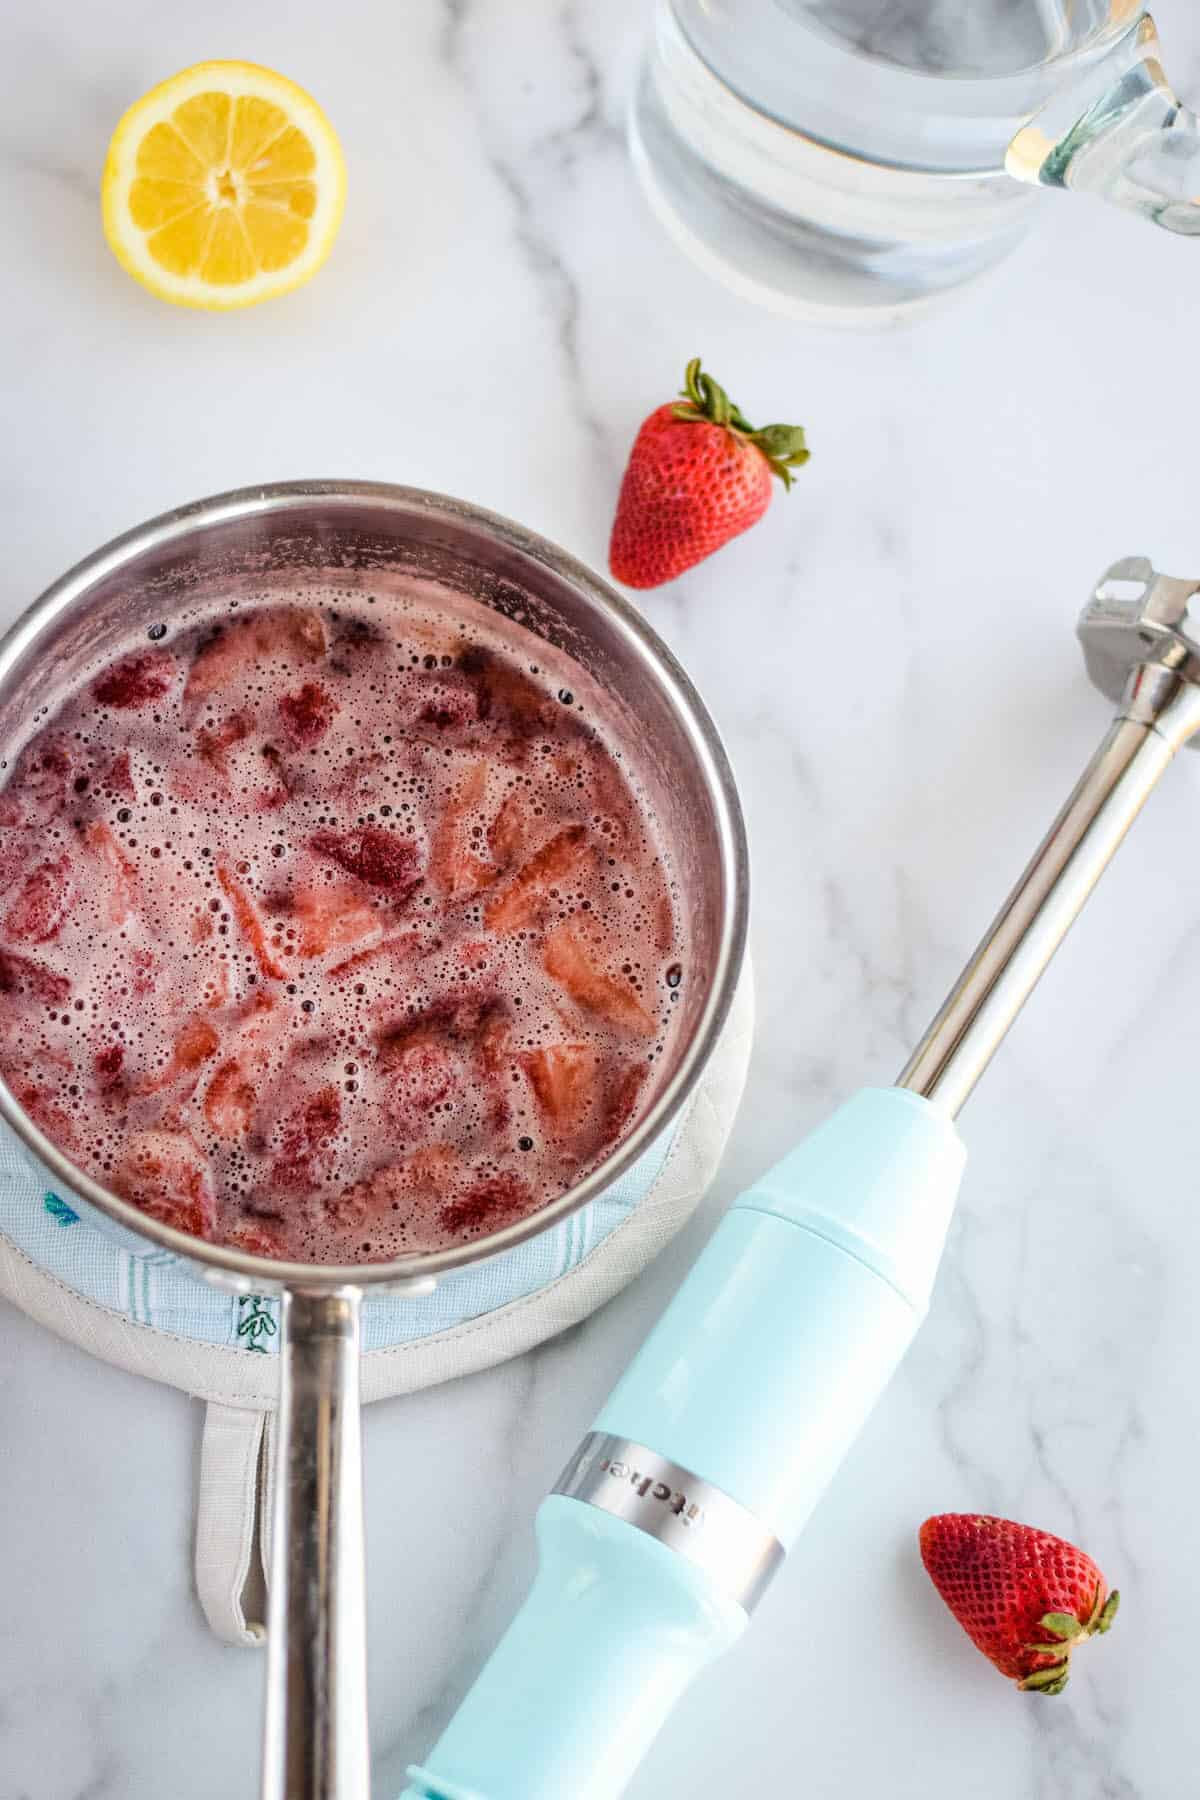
[262,1286,369,1800]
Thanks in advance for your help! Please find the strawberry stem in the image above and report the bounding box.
[670,356,810,490]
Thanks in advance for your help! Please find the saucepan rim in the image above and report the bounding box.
[0,479,748,1292]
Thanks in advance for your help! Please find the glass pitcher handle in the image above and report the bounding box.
[1007,14,1200,236]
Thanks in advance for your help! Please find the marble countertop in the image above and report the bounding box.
[4,3,1200,1796]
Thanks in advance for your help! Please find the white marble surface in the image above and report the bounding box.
[3,3,1200,1796]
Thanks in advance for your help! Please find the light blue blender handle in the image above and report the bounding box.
[402,1087,965,1800]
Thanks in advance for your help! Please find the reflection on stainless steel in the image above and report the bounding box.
[554,1431,784,1613]
[264,1289,368,1800]
[899,556,1200,1117]
[0,481,749,1800]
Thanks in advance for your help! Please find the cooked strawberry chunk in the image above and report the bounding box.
[413,670,487,735]
[439,1171,533,1236]
[10,1079,78,1152]
[3,854,74,944]
[326,1146,462,1230]
[0,829,36,897]
[0,949,71,1005]
[94,1043,126,1084]
[383,1039,461,1113]
[225,1221,289,1260]
[477,1005,510,1075]
[279,681,336,747]
[460,646,556,739]
[100,750,137,800]
[487,789,533,867]
[82,821,137,929]
[602,1059,648,1148]
[204,1059,258,1140]
[217,863,287,981]
[269,1084,343,1191]
[292,883,382,959]
[185,608,327,702]
[113,1129,217,1239]
[197,711,251,767]
[484,825,590,933]
[521,1044,598,1135]
[430,761,496,898]
[543,924,657,1037]
[311,826,422,896]
[92,651,176,709]
[4,738,74,824]
[134,1015,220,1095]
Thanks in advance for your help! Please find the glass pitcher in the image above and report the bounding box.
[630,2,1200,321]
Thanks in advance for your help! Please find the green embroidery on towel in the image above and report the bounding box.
[237,1294,277,1352]
[44,1192,80,1226]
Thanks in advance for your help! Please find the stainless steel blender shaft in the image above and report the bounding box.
[898,560,1200,1117]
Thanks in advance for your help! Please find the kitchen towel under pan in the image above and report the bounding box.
[0,963,752,1645]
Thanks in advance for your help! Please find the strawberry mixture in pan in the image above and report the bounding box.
[0,589,683,1261]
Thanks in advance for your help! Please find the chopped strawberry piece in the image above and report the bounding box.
[225,1220,289,1260]
[487,789,533,867]
[328,614,383,669]
[5,738,73,824]
[292,883,382,960]
[381,1038,460,1112]
[185,608,327,702]
[176,1017,221,1068]
[94,1043,126,1083]
[406,1144,463,1196]
[92,651,176,710]
[3,854,74,944]
[100,750,137,800]
[11,1080,78,1152]
[439,1171,532,1236]
[484,825,590,933]
[216,863,287,981]
[0,949,71,1005]
[269,1084,343,1191]
[204,1059,259,1141]
[430,761,496,898]
[477,1005,510,1075]
[521,1044,598,1135]
[134,1015,220,1095]
[413,671,487,734]
[311,826,422,896]
[82,821,138,929]
[279,681,336,747]
[543,925,657,1037]
[0,828,35,897]
[113,1129,218,1239]
[601,1059,648,1148]
[197,712,251,767]
[460,647,556,740]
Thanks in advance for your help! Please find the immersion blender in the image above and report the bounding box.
[402,558,1200,1800]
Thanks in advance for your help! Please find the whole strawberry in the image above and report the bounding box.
[919,1514,1119,1696]
[609,357,809,589]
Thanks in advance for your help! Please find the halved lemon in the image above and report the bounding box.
[102,61,346,310]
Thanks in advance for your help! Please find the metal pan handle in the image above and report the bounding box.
[262,1287,369,1800]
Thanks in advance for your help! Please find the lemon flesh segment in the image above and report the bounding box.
[102,62,345,309]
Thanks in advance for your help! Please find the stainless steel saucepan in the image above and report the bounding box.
[0,481,749,1799]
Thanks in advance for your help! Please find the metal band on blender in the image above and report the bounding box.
[552,1431,784,1613]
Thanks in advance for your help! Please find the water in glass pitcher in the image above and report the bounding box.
[794,0,1120,78]
[629,0,1144,321]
